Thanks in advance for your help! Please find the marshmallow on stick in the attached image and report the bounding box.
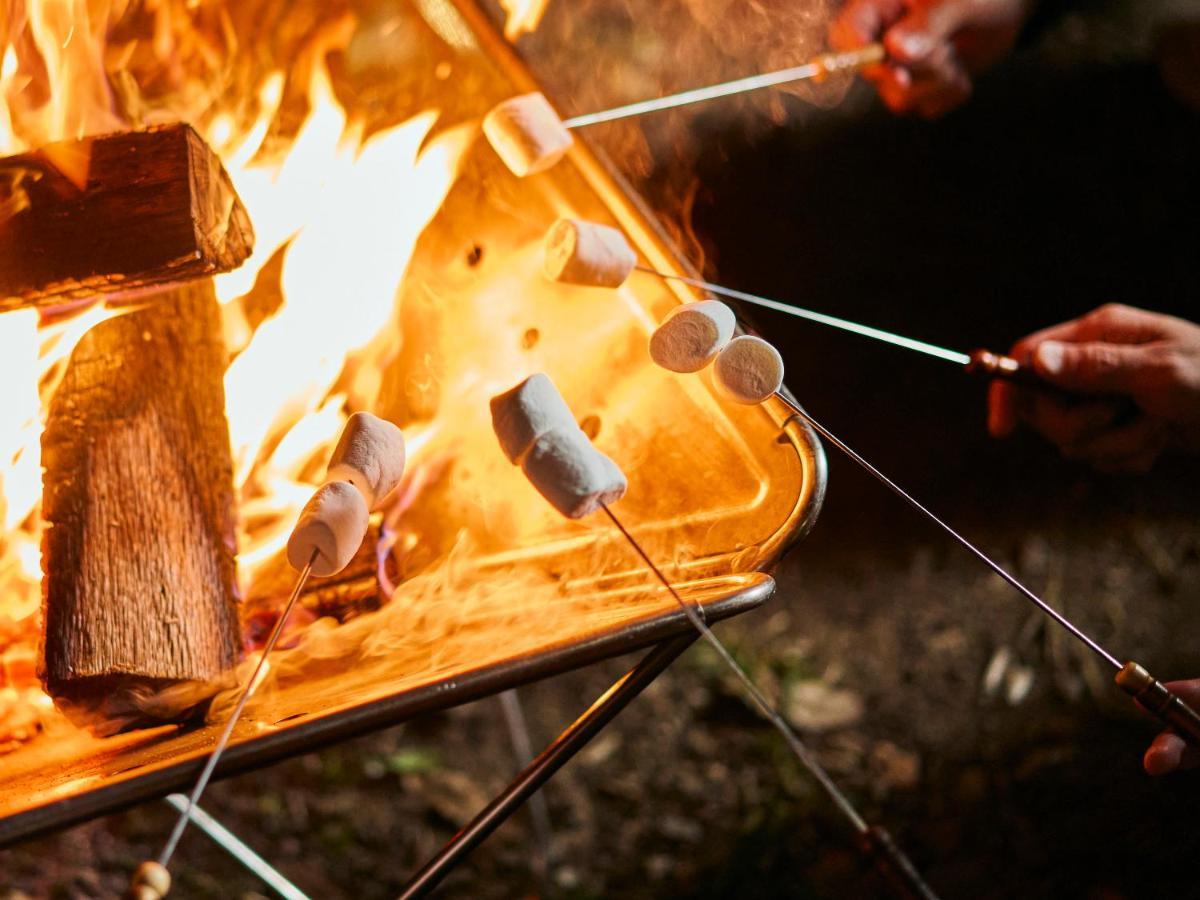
[326,412,406,509]
[288,412,406,576]
[522,426,628,519]
[287,481,370,577]
[713,335,785,404]
[490,373,577,463]
[543,218,637,288]
[649,299,737,373]
[483,93,573,177]
[491,374,627,519]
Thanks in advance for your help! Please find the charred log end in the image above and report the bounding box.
[0,123,254,312]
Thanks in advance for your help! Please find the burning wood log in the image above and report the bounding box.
[30,125,253,730]
[0,123,253,312]
[40,281,242,729]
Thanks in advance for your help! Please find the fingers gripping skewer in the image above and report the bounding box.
[491,375,939,900]
[775,395,1200,746]
[483,44,885,176]
[538,216,1200,744]
[133,413,405,898]
[662,314,1200,749]
[636,269,1048,388]
[562,44,886,129]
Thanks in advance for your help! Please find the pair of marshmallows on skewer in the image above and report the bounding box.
[131,417,406,900]
[492,373,627,519]
[543,218,785,406]
[283,381,626,574]
[287,412,406,578]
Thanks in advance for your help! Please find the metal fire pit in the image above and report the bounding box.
[0,0,825,849]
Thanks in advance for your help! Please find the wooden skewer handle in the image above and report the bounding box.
[964,349,1043,387]
[1116,661,1200,747]
[859,825,942,900]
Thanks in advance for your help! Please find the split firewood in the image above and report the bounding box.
[33,124,254,731]
[0,123,253,312]
[40,281,243,730]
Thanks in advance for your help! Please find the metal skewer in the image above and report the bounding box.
[599,502,940,900]
[772,393,1200,746]
[149,549,319,881]
[635,267,1041,386]
[163,795,311,900]
[561,44,885,129]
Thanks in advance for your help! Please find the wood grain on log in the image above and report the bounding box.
[0,123,253,312]
[39,280,241,728]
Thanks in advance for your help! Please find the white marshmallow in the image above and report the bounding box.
[490,373,577,464]
[483,93,574,177]
[520,426,628,519]
[543,219,637,288]
[713,335,785,404]
[326,412,406,509]
[649,300,737,373]
[287,481,370,577]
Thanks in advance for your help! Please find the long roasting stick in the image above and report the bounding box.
[156,550,318,870]
[561,44,885,129]
[489,375,933,896]
[600,503,940,900]
[772,393,1200,745]
[636,267,1043,384]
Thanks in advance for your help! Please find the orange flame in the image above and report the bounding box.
[498,0,552,39]
[0,1,472,743]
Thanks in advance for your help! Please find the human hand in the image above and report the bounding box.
[1143,679,1200,775]
[988,304,1200,473]
[829,0,1032,118]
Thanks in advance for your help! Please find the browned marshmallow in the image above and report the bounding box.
[713,335,785,404]
[543,218,637,288]
[483,93,573,177]
[287,481,370,577]
[648,300,736,373]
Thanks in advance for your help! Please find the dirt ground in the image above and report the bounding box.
[4,1,1200,897]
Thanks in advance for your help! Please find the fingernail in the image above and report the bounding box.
[1036,341,1064,375]
[897,33,930,60]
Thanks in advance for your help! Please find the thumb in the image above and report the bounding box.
[1031,340,1146,395]
[885,2,972,64]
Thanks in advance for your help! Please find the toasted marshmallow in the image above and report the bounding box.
[483,93,573,177]
[490,373,577,464]
[649,300,737,373]
[326,412,406,509]
[543,219,637,288]
[521,426,627,519]
[287,481,370,577]
[713,335,785,404]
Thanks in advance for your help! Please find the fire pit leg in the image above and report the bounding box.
[397,633,697,900]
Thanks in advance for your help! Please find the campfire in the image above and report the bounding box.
[0,0,822,843]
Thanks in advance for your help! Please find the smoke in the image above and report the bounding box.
[485,0,855,266]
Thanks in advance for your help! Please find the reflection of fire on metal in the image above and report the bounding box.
[0,0,821,845]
